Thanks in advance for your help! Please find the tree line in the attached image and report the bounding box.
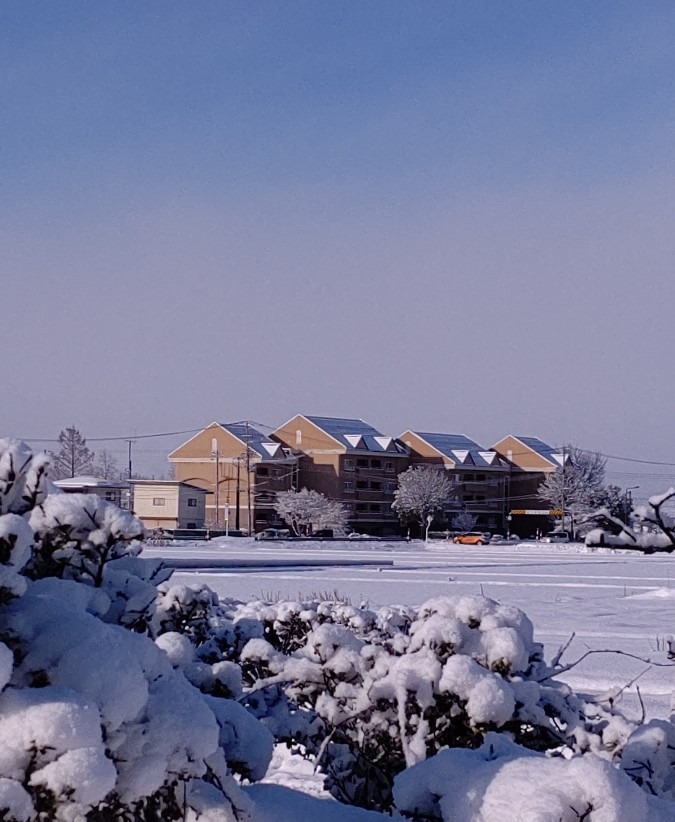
[48,427,162,481]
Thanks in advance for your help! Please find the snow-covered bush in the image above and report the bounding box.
[229,594,638,811]
[392,732,670,822]
[585,490,675,553]
[0,439,270,820]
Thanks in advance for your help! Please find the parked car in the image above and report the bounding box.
[453,532,487,545]
[490,534,505,543]
[541,531,570,543]
[254,528,292,541]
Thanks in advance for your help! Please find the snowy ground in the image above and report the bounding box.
[144,537,675,810]
[145,537,675,721]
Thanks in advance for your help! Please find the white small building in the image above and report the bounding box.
[53,475,131,509]
[130,480,207,530]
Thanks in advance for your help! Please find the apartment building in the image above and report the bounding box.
[491,435,566,536]
[401,431,510,532]
[272,414,409,536]
[168,421,298,533]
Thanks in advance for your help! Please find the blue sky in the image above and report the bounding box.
[4,2,675,483]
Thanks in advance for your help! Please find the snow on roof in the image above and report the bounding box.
[304,415,406,453]
[54,476,129,489]
[411,432,507,469]
[219,422,285,460]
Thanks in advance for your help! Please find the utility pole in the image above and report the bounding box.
[560,444,566,534]
[235,456,241,531]
[245,421,253,535]
[127,439,134,479]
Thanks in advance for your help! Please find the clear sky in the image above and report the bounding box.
[4,2,675,483]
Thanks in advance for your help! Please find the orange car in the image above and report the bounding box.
[452,532,487,545]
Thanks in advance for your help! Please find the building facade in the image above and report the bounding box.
[53,475,131,509]
[401,431,510,533]
[130,480,207,530]
[491,435,565,537]
[272,415,409,536]
[168,422,298,533]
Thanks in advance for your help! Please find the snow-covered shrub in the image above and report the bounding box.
[392,732,669,822]
[27,491,145,586]
[621,719,675,800]
[231,594,637,811]
[0,439,269,820]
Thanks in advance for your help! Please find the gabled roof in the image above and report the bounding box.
[218,422,285,460]
[304,415,406,453]
[512,436,566,467]
[408,432,507,469]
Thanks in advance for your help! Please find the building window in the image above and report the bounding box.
[370,481,382,491]
[187,498,197,507]
[385,461,394,472]
[257,467,269,477]
[357,480,368,490]
[295,430,302,446]
[475,474,486,482]
[464,474,475,482]
[385,481,396,493]
[356,503,368,512]
[344,481,354,492]
[344,458,355,471]
[356,458,368,468]
[152,497,166,506]
[187,522,197,529]
[369,503,380,512]
[370,459,382,469]
[104,491,117,501]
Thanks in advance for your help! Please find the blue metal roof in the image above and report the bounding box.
[412,432,506,468]
[514,436,560,463]
[219,422,282,459]
[304,415,405,453]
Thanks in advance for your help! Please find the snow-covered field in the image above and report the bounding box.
[146,537,675,746]
[144,538,675,717]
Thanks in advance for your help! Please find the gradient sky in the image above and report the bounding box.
[4,2,675,485]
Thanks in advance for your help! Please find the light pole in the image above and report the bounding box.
[625,486,639,526]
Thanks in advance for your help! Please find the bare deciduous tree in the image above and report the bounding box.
[392,465,454,541]
[453,511,478,532]
[94,448,121,480]
[538,445,606,526]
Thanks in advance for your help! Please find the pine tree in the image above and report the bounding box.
[50,426,95,479]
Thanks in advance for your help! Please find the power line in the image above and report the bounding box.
[17,422,675,468]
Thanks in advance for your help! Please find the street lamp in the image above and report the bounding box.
[625,486,639,526]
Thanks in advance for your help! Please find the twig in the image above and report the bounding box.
[636,685,646,725]
[538,649,675,682]
[590,665,651,709]
[551,632,576,668]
